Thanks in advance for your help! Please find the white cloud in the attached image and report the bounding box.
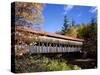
[89,7,97,13]
[64,5,74,15]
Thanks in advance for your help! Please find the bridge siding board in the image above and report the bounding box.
[28,46,82,53]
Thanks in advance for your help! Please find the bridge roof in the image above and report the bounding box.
[16,26,84,42]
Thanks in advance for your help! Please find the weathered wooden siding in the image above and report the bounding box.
[28,45,81,53]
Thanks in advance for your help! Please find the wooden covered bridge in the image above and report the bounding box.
[16,27,84,53]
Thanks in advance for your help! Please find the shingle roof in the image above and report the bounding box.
[16,26,84,42]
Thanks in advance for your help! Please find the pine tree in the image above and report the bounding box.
[77,18,97,53]
[72,19,75,26]
[62,16,69,35]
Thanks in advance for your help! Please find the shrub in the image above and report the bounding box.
[15,53,81,73]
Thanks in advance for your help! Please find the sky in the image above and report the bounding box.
[42,4,97,32]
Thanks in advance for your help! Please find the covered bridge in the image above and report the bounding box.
[16,27,84,53]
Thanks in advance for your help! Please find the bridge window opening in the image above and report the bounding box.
[62,44,64,47]
[39,42,42,46]
[57,43,60,47]
[57,43,59,47]
[44,42,47,46]
[68,44,70,47]
[36,42,38,46]
[51,43,53,46]
[74,45,76,47]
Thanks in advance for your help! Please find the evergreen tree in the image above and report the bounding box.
[71,19,75,26]
[62,16,69,35]
[89,19,97,52]
[77,18,97,53]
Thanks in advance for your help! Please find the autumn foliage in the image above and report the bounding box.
[15,2,43,27]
